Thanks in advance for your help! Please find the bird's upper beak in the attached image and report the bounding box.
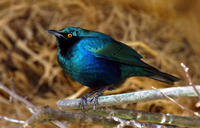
[47,30,65,38]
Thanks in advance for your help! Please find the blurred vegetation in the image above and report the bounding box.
[0,0,200,127]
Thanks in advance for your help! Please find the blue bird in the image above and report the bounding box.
[47,27,180,111]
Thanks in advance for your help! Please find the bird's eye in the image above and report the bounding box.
[67,33,73,38]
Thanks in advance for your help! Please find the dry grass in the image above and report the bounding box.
[0,0,200,127]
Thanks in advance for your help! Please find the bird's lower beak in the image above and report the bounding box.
[47,30,64,38]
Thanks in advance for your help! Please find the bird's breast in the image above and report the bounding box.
[57,44,121,88]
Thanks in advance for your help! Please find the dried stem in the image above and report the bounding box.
[0,82,38,113]
[181,63,200,108]
[181,63,200,99]
[0,82,67,128]
[152,86,200,117]
[0,115,25,124]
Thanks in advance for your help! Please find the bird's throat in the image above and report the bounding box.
[57,37,80,56]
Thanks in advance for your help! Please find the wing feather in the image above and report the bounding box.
[79,37,150,67]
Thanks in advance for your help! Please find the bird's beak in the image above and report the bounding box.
[47,30,64,38]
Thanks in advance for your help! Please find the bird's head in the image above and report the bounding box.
[47,27,112,55]
[47,27,82,44]
[47,27,85,55]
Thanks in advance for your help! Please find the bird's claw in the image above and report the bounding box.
[79,96,88,112]
[79,95,99,111]
[79,90,97,112]
[79,87,107,112]
[90,95,99,111]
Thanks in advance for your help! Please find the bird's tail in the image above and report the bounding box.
[139,61,180,85]
[149,71,180,85]
[144,67,180,85]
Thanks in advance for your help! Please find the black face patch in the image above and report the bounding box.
[57,35,80,56]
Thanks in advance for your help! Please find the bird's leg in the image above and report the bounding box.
[79,89,97,112]
[90,86,110,110]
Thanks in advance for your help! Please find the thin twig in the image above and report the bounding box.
[9,77,15,103]
[52,121,68,128]
[0,115,25,124]
[181,63,200,108]
[52,120,68,128]
[57,85,200,109]
[0,82,38,113]
[0,82,67,128]
[152,86,200,117]
[181,63,200,99]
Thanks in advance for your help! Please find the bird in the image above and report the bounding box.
[47,27,180,111]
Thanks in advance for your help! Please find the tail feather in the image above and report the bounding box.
[143,65,180,85]
[149,71,180,85]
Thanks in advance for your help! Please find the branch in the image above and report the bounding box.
[84,108,200,127]
[25,106,177,128]
[57,85,200,109]
[108,112,178,128]
[25,106,118,127]
[57,85,200,127]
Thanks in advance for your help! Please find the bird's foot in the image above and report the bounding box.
[79,86,110,112]
[90,94,100,111]
[90,86,110,111]
[79,95,88,112]
[79,90,97,112]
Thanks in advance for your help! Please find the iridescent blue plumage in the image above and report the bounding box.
[47,27,180,111]
[57,42,121,89]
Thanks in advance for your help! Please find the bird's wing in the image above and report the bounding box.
[79,37,151,67]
